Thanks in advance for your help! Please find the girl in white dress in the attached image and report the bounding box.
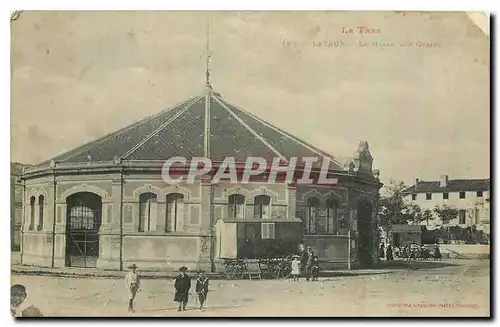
[291,255,301,281]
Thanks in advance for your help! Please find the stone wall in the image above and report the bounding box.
[20,232,53,267]
[21,173,214,270]
[20,170,382,270]
[121,234,211,271]
[212,183,288,220]
[303,235,349,260]
[439,244,490,259]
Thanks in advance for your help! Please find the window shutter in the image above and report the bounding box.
[254,203,261,218]
[176,197,184,231]
[269,223,275,239]
[166,200,173,232]
[262,203,269,219]
[310,207,316,234]
[139,201,147,232]
[261,223,275,239]
[261,223,268,239]
[229,203,236,219]
[237,203,245,219]
[149,200,158,232]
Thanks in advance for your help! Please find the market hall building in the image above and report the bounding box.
[20,82,382,271]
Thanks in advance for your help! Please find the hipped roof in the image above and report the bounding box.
[42,86,343,170]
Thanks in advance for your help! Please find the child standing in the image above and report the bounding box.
[124,264,140,312]
[195,269,209,310]
[311,256,320,281]
[291,255,301,282]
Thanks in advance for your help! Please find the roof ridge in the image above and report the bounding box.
[213,96,286,161]
[121,95,203,159]
[417,178,490,183]
[216,96,343,166]
[47,96,198,164]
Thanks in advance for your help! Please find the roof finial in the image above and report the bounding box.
[205,16,212,91]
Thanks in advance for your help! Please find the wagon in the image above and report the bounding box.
[221,258,248,279]
[258,255,293,279]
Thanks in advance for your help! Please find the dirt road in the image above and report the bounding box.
[11,259,490,317]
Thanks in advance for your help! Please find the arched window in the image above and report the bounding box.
[29,196,35,230]
[166,193,184,232]
[254,195,271,219]
[306,197,320,234]
[37,195,44,231]
[228,194,245,219]
[326,198,338,235]
[139,193,158,232]
[69,205,95,230]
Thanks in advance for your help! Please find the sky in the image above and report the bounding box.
[10,11,490,186]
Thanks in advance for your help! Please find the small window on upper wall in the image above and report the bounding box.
[459,191,466,199]
[477,191,483,197]
[425,193,432,200]
[411,194,417,201]
[443,192,449,200]
[459,210,466,224]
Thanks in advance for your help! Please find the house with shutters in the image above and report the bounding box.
[404,175,490,233]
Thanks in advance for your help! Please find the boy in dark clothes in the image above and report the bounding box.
[174,266,191,311]
[311,256,320,281]
[195,269,209,310]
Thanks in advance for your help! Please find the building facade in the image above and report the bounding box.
[20,84,382,271]
[404,175,490,233]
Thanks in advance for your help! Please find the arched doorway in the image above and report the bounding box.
[357,200,373,267]
[65,192,102,268]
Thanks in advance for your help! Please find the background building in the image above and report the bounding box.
[19,83,382,271]
[404,175,490,233]
[11,162,31,251]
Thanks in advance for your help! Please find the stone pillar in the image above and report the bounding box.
[97,175,123,270]
[371,193,380,264]
[286,184,296,220]
[48,179,56,268]
[199,179,214,272]
[20,179,26,265]
[53,196,67,268]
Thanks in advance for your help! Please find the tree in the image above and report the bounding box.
[422,209,434,226]
[378,179,410,226]
[433,205,459,225]
[379,179,430,226]
[403,203,428,225]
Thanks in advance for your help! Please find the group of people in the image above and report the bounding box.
[378,243,395,261]
[379,242,442,261]
[125,264,210,313]
[125,247,322,312]
[291,246,320,282]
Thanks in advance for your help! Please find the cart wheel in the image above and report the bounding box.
[271,266,281,279]
[225,266,235,280]
[282,266,292,279]
[235,265,244,278]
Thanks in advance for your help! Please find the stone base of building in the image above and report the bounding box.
[21,253,53,267]
[21,233,214,272]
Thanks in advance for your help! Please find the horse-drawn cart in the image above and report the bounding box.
[221,258,248,279]
[221,255,293,280]
[258,256,293,279]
